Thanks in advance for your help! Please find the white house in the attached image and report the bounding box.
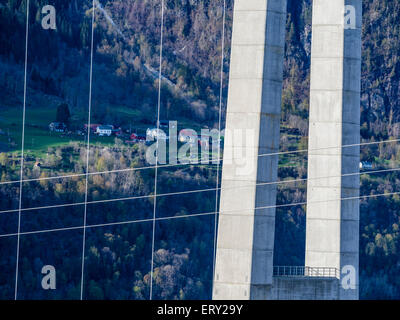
[360,161,373,170]
[49,122,67,133]
[146,128,168,140]
[96,125,113,137]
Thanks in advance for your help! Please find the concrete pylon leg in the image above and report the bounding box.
[213,0,287,300]
[306,0,362,300]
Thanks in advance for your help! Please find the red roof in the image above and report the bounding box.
[84,124,102,129]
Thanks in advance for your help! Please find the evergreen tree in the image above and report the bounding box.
[56,103,71,123]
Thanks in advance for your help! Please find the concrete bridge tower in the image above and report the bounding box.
[213,0,361,300]
[305,0,362,300]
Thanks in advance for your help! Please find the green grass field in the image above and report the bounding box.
[0,106,87,157]
[0,104,145,157]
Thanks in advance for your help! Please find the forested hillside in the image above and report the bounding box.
[1,0,400,299]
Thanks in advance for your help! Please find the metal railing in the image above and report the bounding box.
[273,266,340,279]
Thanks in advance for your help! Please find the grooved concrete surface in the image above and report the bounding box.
[213,0,287,300]
[306,0,361,300]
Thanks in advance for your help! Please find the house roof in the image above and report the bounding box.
[179,129,198,137]
[85,124,102,129]
[50,122,66,126]
[97,125,113,130]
